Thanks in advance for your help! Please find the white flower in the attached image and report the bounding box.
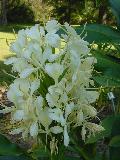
[82,105,97,117]
[64,125,69,146]
[30,121,38,137]
[64,22,77,36]
[25,24,40,40]
[7,79,31,103]
[70,50,81,72]
[10,42,22,55]
[45,63,64,82]
[30,80,40,95]
[39,107,52,129]
[35,96,43,116]
[77,110,84,125]
[20,67,36,78]
[12,110,25,121]
[45,20,60,33]
[45,33,61,47]
[46,92,58,107]
[50,126,63,134]
[68,38,90,56]
[85,122,105,138]
[40,26,45,36]
[42,47,52,63]
[86,91,99,103]
[12,58,30,73]
[4,57,17,65]
[81,126,86,141]
[7,83,23,103]
[2,20,103,151]
[49,108,66,126]
[65,102,74,119]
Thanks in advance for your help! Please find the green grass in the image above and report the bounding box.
[0,24,32,86]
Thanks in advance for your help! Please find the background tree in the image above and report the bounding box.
[0,0,115,25]
[27,0,53,23]
[0,0,8,25]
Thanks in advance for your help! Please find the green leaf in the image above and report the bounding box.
[0,134,23,156]
[109,115,120,160]
[65,156,81,160]
[109,0,120,27]
[71,138,96,160]
[93,75,120,87]
[58,24,120,44]
[75,24,120,43]
[93,51,120,87]
[0,155,30,160]
[31,147,49,159]
[109,135,120,147]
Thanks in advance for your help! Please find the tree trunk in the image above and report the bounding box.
[65,0,71,24]
[0,0,7,25]
[98,3,107,24]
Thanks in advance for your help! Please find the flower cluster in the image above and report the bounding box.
[1,20,104,151]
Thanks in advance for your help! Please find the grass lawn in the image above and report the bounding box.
[0,24,32,86]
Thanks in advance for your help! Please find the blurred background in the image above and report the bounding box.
[0,0,117,25]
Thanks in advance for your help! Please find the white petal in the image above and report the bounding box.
[86,91,99,103]
[35,96,43,116]
[45,20,60,33]
[64,22,77,36]
[7,83,23,102]
[13,110,25,121]
[46,93,54,107]
[25,25,40,40]
[30,122,38,137]
[45,63,64,81]
[12,58,30,73]
[49,108,66,126]
[35,96,43,108]
[45,33,60,47]
[20,68,35,78]
[81,126,86,141]
[4,57,17,65]
[40,26,45,36]
[23,49,32,59]
[64,125,69,146]
[48,54,60,62]
[77,110,84,124]
[50,126,63,134]
[31,79,40,95]
[39,108,52,128]
[43,47,52,62]
[10,42,22,54]
[14,78,30,94]
[65,102,74,118]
